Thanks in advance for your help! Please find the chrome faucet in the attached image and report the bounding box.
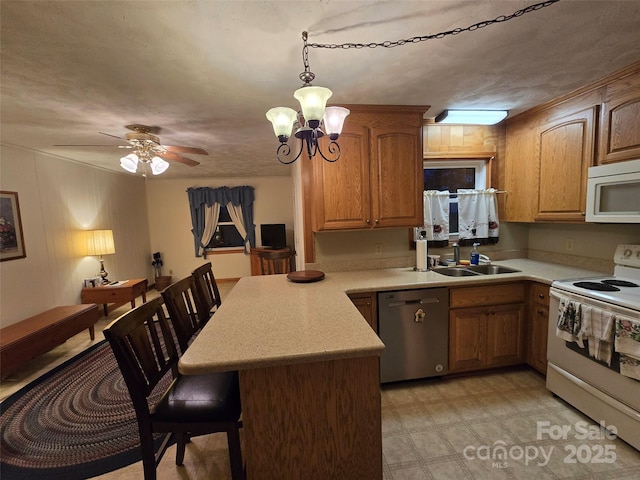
[452,242,460,265]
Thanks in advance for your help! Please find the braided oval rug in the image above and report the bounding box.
[0,340,172,480]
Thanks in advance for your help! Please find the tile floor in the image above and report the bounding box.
[2,283,640,479]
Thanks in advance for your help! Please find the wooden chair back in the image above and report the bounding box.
[161,276,203,354]
[191,262,222,320]
[104,296,244,480]
[257,249,295,275]
[103,297,178,414]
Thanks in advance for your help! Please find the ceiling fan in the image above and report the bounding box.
[55,124,208,170]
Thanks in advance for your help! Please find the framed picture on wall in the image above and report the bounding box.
[0,191,27,261]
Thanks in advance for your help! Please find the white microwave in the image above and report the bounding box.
[585,159,640,223]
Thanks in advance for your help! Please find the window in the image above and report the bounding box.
[423,159,487,236]
[206,206,245,248]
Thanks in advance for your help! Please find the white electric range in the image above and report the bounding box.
[547,244,640,451]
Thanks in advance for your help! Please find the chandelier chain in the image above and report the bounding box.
[307,0,560,50]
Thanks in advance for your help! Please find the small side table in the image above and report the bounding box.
[81,278,148,316]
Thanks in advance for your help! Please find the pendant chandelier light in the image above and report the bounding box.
[120,147,169,176]
[266,32,350,165]
[265,1,560,165]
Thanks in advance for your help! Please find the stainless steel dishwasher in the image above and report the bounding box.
[377,288,449,383]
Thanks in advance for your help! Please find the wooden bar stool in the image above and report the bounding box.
[257,249,296,275]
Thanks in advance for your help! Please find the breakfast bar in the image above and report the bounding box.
[178,259,603,479]
[178,273,385,479]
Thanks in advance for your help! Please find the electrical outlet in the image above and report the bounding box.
[565,239,574,252]
[169,269,173,275]
[375,243,383,255]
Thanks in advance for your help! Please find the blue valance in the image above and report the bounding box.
[187,186,256,256]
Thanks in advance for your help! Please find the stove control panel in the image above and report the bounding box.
[614,244,640,268]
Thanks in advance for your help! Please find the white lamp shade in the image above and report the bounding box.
[294,86,332,122]
[266,107,298,140]
[323,106,350,135]
[150,156,169,175]
[120,153,139,173]
[86,229,115,255]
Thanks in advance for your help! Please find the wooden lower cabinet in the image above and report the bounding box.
[485,304,526,366]
[527,282,551,374]
[449,283,526,374]
[348,292,377,332]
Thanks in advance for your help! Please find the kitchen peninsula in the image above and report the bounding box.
[178,259,602,479]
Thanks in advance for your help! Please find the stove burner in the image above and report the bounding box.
[602,279,639,288]
[573,281,620,292]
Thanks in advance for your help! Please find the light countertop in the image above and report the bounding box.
[178,259,602,375]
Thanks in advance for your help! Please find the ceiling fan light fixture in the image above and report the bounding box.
[120,153,139,173]
[150,156,169,175]
[435,109,508,125]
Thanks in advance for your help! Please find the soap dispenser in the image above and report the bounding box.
[470,243,480,265]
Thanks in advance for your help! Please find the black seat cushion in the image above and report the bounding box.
[152,371,241,423]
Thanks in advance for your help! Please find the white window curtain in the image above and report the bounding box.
[199,203,221,256]
[423,190,450,246]
[457,188,500,244]
[226,202,250,252]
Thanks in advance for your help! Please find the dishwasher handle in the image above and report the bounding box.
[386,298,440,308]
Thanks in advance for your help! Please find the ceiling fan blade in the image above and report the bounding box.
[54,144,130,148]
[99,132,126,140]
[161,151,200,167]
[163,145,209,155]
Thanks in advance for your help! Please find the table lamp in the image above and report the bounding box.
[86,229,116,284]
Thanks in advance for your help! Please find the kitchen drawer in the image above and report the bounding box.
[450,283,525,309]
[530,282,550,307]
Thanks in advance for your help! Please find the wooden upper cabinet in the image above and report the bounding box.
[536,106,597,222]
[311,125,371,230]
[502,120,539,222]
[370,126,423,228]
[308,105,427,231]
[599,70,640,164]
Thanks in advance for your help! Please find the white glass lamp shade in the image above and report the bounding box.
[120,153,139,173]
[150,156,169,175]
[323,106,350,137]
[294,86,332,124]
[266,107,298,142]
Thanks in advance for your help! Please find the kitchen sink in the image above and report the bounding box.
[466,265,522,275]
[432,267,483,277]
[433,265,521,277]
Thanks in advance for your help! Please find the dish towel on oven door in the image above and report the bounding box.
[556,295,583,346]
[580,306,615,366]
[614,315,640,381]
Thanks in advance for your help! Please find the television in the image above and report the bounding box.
[260,223,287,250]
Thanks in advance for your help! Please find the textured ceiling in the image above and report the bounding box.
[2,0,640,179]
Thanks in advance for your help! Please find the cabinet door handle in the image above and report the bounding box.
[538,294,545,299]
[366,219,370,224]
[374,219,379,224]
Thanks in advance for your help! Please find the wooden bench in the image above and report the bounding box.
[0,304,100,379]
